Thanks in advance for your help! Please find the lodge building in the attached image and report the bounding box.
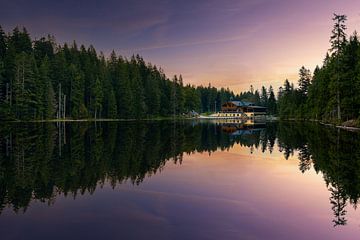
[218,101,267,119]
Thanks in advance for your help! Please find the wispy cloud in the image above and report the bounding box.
[125,26,261,52]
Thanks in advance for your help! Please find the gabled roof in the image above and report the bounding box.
[222,101,267,109]
[229,101,255,107]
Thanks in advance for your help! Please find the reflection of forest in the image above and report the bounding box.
[0,121,251,214]
[0,121,359,226]
[276,122,360,226]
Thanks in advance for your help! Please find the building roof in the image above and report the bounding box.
[222,101,267,110]
[226,101,266,108]
[229,101,254,107]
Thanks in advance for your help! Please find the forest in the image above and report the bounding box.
[1,13,358,123]
[0,25,243,120]
[277,14,360,125]
[0,25,279,121]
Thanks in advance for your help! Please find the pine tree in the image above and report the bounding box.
[177,75,185,114]
[260,86,268,107]
[9,27,32,54]
[254,90,261,105]
[298,66,311,97]
[268,86,277,115]
[0,59,11,119]
[13,52,38,119]
[0,26,6,61]
[34,36,55,64]
[68,64,87,118]
[129,61,145,119]
[144,68,160,116]
[39,56,56,119]
[116,58,133,118]
[341,33,359,119]
[93,77,103,119]
[330,14,347,121]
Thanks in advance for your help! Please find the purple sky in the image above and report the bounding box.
[1,0,360,93]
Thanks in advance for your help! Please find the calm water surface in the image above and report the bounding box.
[0,121,360,239]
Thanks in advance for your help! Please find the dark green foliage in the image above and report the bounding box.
[0,121,272,213]
[278,68,311,119]
[276,122,360,226]
[8,27,32,55]
[33,36,55,64]
[260,86,268,107]
[298,66,311,97]
[0,26,6,61]
[267,86,277,115]
[0,27,236,120]
[278,14,360,122]
[68,64,87,118]
[330,14,347,56]
[39,57,56,119]
[1,121,360,227]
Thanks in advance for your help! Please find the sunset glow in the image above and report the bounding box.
[2,0,360,93]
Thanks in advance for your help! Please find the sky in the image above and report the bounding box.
[1,0,360,93]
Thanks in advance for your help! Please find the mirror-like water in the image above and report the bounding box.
[0,121,359,239]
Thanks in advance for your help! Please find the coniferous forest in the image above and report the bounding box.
[1,14,360,123]
[0,26,241,120]
[277,14,360,124]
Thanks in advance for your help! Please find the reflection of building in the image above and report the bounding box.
[220,101,267,119]
[220,121,265,136]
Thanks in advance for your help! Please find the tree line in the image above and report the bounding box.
[0,121,266,213]
[277,14,360,123]
[0,26,243,120]
[1,120,360,227]
[3,13,358,122]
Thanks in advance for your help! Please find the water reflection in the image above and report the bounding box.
[0,121,359,227]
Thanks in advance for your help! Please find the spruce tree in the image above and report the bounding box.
[268,86,277,115]
[129,61,145,119]
[260,86,268,107]
[9,27,32,54]
[298,66,311,97]
[68,64,87,118]
[117,58,133,118]
[144,69,160,116]
[0,26,6,61]
[330,14,347,121]
[39,56,56,119]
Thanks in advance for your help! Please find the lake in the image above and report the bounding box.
[0,120,359,239]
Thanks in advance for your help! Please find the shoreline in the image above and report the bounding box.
[1,117,194,123]
[2,117,360,132]
[274,118,360,132]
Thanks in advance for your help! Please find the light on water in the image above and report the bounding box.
[0,121,359,239]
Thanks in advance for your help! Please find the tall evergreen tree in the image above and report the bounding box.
[260,86,268,107]
[68,64,87,118]
[0,26,6,61]
[330,14,347,121]
[9,27,32,54]
[298,66,311,97]
[268,86,277,115]
[39,56,56,119]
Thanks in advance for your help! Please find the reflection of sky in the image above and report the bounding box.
[1,145,359,239]
[1,0,360,92]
